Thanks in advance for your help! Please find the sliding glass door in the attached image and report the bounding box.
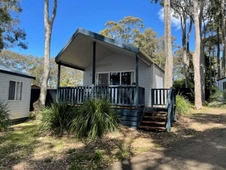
[97,71,134,86]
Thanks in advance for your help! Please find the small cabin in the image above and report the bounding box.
[55,28,176,131]
[217,77,226,92]
[0,63,35,121]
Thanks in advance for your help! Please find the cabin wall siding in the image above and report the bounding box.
[218,78,226,91]
[83,53,135,86]
[83,54,152,106]
[152,64,164,88]
[0,72,32,119]
[138,60,152,106]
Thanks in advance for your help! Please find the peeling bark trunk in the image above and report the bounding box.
[217,26,220,79]
[164,0,173,88]
[193,0,202,109]
[33,0,57,111]
[222,0,226,77]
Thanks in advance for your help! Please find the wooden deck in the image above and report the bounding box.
[57,85,145,107]
[56,86,176,131]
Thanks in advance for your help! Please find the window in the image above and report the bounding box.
[97,73,109,86]
[97,71,134,86]
[8,81,23,100]
[223,82,226,90]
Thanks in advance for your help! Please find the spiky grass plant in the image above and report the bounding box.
[208,89,226,107]
[71,98,120,140]
[40,102,77,136]
[176,95,192,114]
[0,100,10,131]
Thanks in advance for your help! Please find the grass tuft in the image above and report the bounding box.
[0,100,10,131]
[39,102,77,136]
[70,98,120,140]
[176,95,192,114]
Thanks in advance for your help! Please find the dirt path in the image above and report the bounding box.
[107,108,226,170]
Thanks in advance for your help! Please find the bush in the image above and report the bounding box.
[209,89,224,101]
[223,89,226,100]
[176,95,192,114]
[0,100,10,131]
[208,89,226,107]
[40,102,77,136]
[71,98,120,140]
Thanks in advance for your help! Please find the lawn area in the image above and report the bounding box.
[0,107,226,170]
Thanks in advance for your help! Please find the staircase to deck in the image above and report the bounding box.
[139,107,167,131]
[139,87,176,132]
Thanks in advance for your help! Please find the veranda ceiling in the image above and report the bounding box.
[55,28,153,71]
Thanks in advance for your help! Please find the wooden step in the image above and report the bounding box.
[139,126,166,131]
[143,115,167,119]
[144,111,167,115]
[141,121,165,125]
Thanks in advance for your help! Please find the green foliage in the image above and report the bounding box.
[176,95,192,114]
[208,89,226,107]
[173,79,185,88]
[0,100,10,131]
[223,89,226,99]
[0,50,83,87]
[0,0,27,50]
[209,89,224,101]
[99,16,168,69]
[71,98,120,140]
[40,102,77,136]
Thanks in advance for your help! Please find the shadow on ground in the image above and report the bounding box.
[107,112,226,170]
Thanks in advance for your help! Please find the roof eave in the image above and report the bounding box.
[0,70,36,79]
[55,28,140,63]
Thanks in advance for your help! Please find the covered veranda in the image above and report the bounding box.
[55,28,154,108]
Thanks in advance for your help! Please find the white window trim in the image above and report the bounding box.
[96,70,135,86]
[8,80,23,101]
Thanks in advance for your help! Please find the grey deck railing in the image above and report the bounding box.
[57,85,145,107]
[151,88,176,132]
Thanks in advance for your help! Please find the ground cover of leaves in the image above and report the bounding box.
[0,107,225,170]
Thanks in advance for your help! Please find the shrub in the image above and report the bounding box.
[71,98,120,140]
[209,89,224,101]
[208,89,226,107]
[223,89,226,100]
[40,102,77,136]
[176,95,192,114]
[0,100,10,131]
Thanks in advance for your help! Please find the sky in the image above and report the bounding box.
[10,0,192,58]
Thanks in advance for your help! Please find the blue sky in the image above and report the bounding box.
[10,0,190,58]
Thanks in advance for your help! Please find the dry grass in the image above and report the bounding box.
[0,106,226,170]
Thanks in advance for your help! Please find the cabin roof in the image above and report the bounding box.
[55,28,164,72]
[0,63,35,79]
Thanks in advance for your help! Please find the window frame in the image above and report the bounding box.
[8,80,23,101]
[96,70,135,86]
[223,81,226,90]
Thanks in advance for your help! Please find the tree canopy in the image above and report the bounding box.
[0,0,27,50]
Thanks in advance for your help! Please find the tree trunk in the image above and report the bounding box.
[34,0,57,111]
[181,14,189,88]
[164,0,173,88]
[222,0,226,77]
[199,1,205,104]
[193,0,202,109]
[217,26,220,79]
[210,47,213,96]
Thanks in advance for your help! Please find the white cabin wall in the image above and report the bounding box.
[152,64,164,88]
[83,53,153,106]
[0,73,32,119]
[218,78,226,91]
[138,60,152,106]
[83,53,135,86]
